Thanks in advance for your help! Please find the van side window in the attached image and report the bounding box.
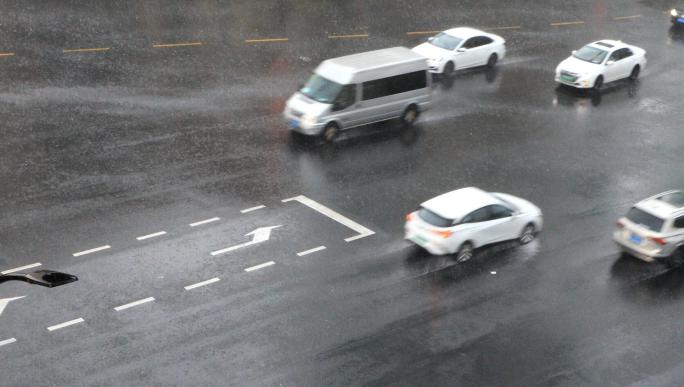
[362,71,427,101]
[332,84,356,111]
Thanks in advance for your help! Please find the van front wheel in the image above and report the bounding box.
[401,106,419,126]
[321,122,339,142]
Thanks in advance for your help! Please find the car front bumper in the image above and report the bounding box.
[555,75,593,89]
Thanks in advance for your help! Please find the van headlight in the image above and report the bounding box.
[302,114,319,128]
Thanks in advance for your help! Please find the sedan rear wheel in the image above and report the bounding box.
[456,242,474,263]
[519,224,536,245]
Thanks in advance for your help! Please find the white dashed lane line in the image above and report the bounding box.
[550,21,585,26]
[282,195,375,242]
[244,261,275,272]
[184,277,220,291]
[136,231,167,241]
[0,338,16,347]
[296,246,326,256]
[1,262,41,275]
[240,205,266,214]
[73,245,111,257]
[189,217,220,227]
[114,297,155,312]
[47,318,84,332]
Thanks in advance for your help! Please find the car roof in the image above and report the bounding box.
[587,39,628,50]
[635,190,684,219]
[321,47,424,73]
[443,27,487,39]
[421,187,502,220]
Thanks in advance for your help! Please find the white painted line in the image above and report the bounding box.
[490,271,497,275]
[297,246,327,256]
[47,318,84,331]
[136,231,167,241]
[244,261,275,272]
[0,338,17,347]
[114,297,155,311]
[184,277,220,290]
[2,262,41,275]
[282,195,375,242]
[73,245,111,257]
[550,20,585,26]
[240,205,266,213]
[189,217,220,227]
[613,14,642,20]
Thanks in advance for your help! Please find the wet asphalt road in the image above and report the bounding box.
[1,0,684,385]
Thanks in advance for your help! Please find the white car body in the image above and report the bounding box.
[412,27,506,74]
[404,187,543,255]
[555,39,647,89]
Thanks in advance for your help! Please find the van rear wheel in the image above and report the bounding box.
[321,122,339,142]
[401,105,419,126]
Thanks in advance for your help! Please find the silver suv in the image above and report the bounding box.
[614,190,684,264]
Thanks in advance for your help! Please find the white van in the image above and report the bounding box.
[283,47,432,141]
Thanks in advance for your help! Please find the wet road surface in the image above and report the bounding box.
[1,1,684,385]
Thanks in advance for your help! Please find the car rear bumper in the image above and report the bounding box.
[613,232,671,262]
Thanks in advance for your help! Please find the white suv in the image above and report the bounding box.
[614,190,684,264]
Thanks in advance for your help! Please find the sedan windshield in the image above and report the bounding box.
[299,74,342,104]
[418,208,453,228]
[429,32,463,51]
[626,207,664,232]
[573,46,608,64]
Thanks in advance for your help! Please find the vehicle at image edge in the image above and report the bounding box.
[283,47,432,142]
[404,187,543,262]
[671,5,684,26]
[555,40,647,90]
[614,190,684,265]
[411,27,506,75]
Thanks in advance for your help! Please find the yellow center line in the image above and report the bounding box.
[0,52,15,57]
[244,37,289,43]
[550,20,585,26]
[63,47,110,53]
[328,33,369,39]
[406,30,441,36]
[484,25,523,31]
[613,14,642,20]
[152,42,203,48]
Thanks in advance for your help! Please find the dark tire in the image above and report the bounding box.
[443,61,454,77]
[321,122,339,142]
[667,248,684,268]
[400,105,419,126]
[593,75,603,91]
[486,53,498,68]
[456,242,474,263]
[629,65,640,81]
[519,223,536,245]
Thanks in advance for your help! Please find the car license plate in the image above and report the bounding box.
[678,18,684,23]
[561,75,575,82]
[629,233,642,245]
[411,235,428,245]
[288,119,300,129]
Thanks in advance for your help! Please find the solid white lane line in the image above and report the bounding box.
[613,14,642,20]
[73,245,111,257]
[136,231,167,241]
[189,217,220,227]
[282,195,375,242]
[244,261,275,272]
[240,205,265,213]
[184,277,220,290]
[47,318,84,331]
[1,262,41,275]
[114,297,155,311]
[0,338,16,347]
[297,246,326,256]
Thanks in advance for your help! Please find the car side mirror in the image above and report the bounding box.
[428,37,434,42]
[571,50,577,55]
[457,48,466,52]
[606,60,615,66]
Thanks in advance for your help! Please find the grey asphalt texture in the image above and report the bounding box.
[1,1,684,386]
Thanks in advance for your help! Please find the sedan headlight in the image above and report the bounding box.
[302,113,318,127]
[671,9,679,17]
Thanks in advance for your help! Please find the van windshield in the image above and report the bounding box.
[300,74,343,104]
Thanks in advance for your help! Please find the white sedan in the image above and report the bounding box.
[404,187,543,262]
[412,27,506,75]
[555,40,647,90]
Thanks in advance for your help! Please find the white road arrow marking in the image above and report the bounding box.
[0,296,25,318]
[210,225,282,256]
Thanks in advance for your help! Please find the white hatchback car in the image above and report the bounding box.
[555,40,647,90]
[614,190,684,265]
[404,187,543,262]
[412,27,506,75]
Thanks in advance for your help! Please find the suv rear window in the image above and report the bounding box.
[626,207,664,232]
[418,208,453,228]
